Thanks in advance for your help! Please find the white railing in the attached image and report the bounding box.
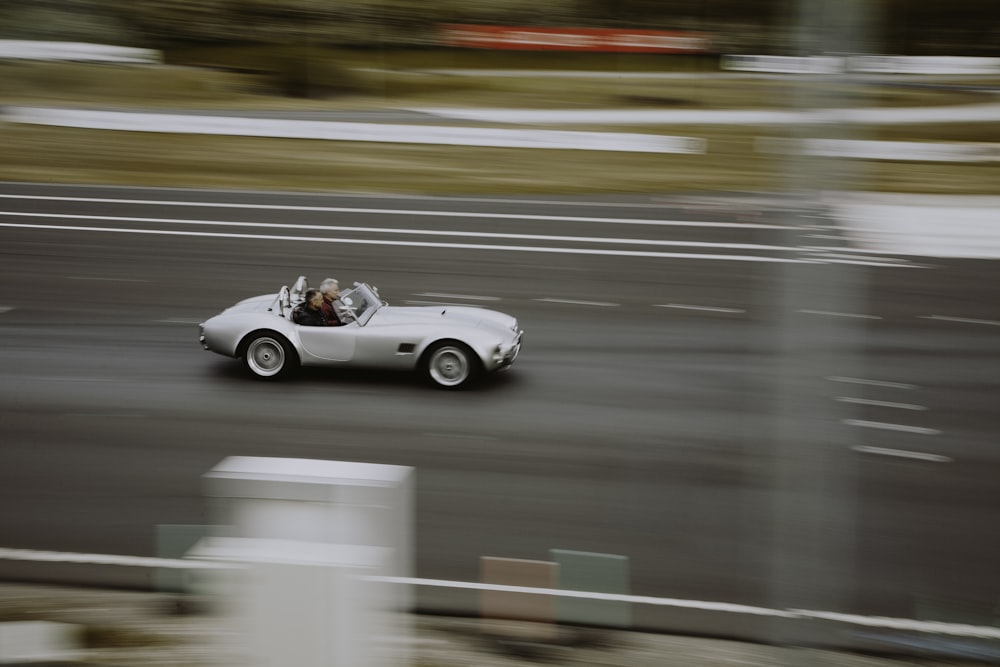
[3,547,1000,640]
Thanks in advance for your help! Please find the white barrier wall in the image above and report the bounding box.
[0,40,160,63]
[723,54,1000,75]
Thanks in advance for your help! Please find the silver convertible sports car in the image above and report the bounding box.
[199,277,523,388]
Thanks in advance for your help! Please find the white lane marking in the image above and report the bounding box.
[4,547,1000,638]
[535,298,619,307]
[654,303,746,313]
[415,293,500,301]
[843,419,941,435]
[157,318,202,325]
[0,211,797,253]
[920,315,1000,327]
[403,300,484,307]
[37,377,113,382]
[0,185,752,212]
[0,194,793,229]
[422,433,498,441]
[851,446,952,463]
[836,397,927,411]
[798,309,882,320]
[815,258,925,268]
[827,376,917,390]
[62,413,146,418]
[0,223,818,263]
[66,275,149,282]
[0,306,13,313]
[804,249,914,264]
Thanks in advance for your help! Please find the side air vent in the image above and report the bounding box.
[397,343,416,355]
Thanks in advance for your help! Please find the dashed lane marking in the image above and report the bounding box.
[827,376,917,390]
[818,257,925,268]
[403,300,485,307]
[535,298,619,307]
[851,446,952,463]
[799,309,883,320]
[66,275,149,282]
[654,303,746,313]
[920,315,1000,327]
[843,419,941,435]
[414,293,500,301]
[836,397,927,411]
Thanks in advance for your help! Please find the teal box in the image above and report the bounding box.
[550,549,631,628]
[155,524,218,593]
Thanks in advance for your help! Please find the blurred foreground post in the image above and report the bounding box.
[190,457,414,667]
[766,0,875,649]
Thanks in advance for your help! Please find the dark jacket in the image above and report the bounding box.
[292,304,328,327]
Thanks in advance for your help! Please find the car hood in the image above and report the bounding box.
[377,305,515,332]
[218,293,275,315]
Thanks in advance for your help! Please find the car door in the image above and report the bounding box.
[296,323,358,362]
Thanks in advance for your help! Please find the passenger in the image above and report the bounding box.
[319,277,344,326]
[292,289,328,326]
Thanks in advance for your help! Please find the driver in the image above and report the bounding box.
[292,289,328,326]
[318,278,345,326]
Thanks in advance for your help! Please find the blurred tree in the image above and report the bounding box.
[1,0,996,55]
[879,0,1000,55]
[0,0,140,43]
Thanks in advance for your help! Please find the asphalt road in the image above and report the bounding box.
[1,182,998,650]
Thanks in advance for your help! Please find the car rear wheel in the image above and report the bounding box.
[424,342,480,389]
[241,331,297,380]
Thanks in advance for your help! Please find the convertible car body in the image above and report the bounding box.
[199,277,522,388]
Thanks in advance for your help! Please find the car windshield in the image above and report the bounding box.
[338,282,382,326]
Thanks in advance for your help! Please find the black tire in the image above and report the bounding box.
[240,331,298,380]
[423,341,481,389]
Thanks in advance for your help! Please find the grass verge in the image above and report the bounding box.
[1,56,998,195]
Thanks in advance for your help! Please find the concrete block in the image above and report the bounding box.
[0,621,81,664]
[189,537,396,667]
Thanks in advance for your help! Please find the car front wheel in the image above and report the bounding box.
[241,331,297,380]
[424,342,480,388]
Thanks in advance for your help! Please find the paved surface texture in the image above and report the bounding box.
[0,583,996,667]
